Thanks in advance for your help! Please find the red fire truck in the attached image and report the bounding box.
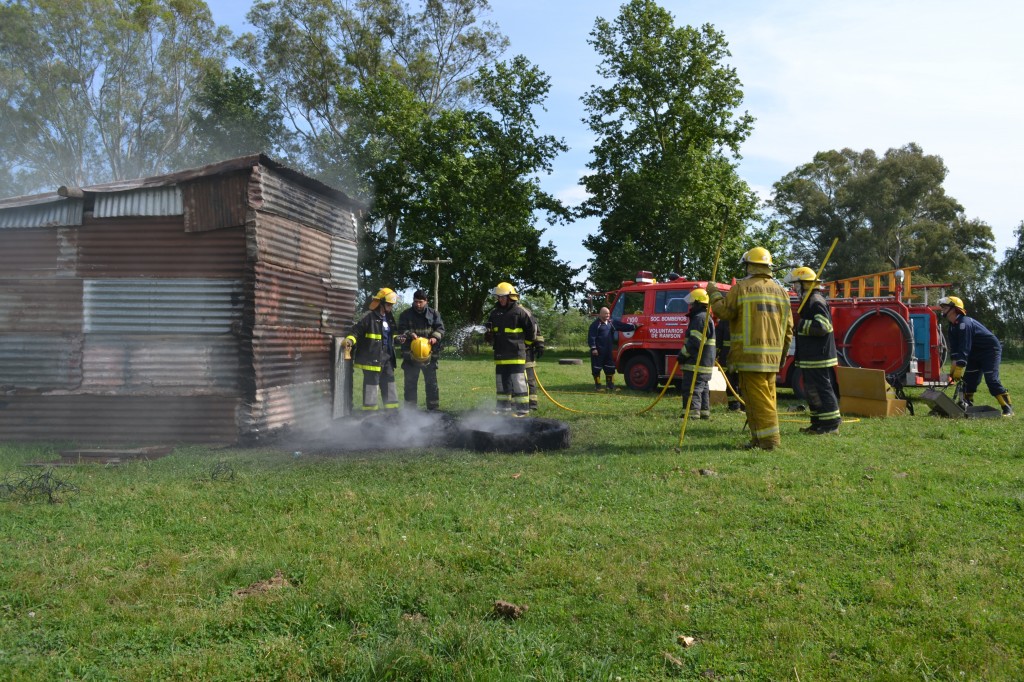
[604,267,947,395]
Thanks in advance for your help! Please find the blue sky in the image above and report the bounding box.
[207,0,1024,271]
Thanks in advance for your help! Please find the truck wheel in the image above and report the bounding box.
[624,355,658,391]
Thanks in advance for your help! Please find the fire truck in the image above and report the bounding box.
[604,267,948,396]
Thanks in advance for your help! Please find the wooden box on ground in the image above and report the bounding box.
[709,367,729,405]
[835,366,908,417]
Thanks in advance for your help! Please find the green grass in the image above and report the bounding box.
[2,357,1023,680]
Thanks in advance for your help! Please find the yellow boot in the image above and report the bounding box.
[997,393,1014,417]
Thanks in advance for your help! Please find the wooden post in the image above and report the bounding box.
[422,258,452,312]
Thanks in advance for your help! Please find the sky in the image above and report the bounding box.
[207,0,1024,271]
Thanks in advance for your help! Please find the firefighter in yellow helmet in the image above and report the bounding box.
[677,288,715,420]
[344,288,400,413]
[397,289,446,411]
[938,295,1013,416]
[707,248,794,450]
[484,281,536,416]
[784,266,841,434]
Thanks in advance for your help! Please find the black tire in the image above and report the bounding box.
[453,417,571,453]
[624,355,658,391]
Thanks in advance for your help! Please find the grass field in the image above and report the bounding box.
[1,356,1022,680]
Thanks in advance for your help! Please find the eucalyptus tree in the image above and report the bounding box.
[579,0,758,292]
[0,0,230,195]
[770,144,996,286]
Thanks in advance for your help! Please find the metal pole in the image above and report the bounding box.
[422,258,452,311]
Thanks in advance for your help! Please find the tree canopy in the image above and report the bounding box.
[0,0,230,195]
[579,0,759,292]
[769,144,996,286]
[237,0,578,319]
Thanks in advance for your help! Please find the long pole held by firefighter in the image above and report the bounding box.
[678,207,730,447]
[797,238,839,315]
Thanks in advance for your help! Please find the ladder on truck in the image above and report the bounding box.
[825,266,919,300]
[825,266,950,305]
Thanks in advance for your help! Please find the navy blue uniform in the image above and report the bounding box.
[947,313,1007,399]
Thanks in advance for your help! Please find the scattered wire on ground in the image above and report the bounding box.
[0,470,79,504]
[210,461,235,482]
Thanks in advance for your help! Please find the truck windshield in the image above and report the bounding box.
[612,291,644,318]
[656,290,688,314]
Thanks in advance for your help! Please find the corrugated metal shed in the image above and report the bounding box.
[0,155,363,445]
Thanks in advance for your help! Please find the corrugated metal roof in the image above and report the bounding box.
[93,187,183,218]
[83,278,243,334]
[0,197,83,229]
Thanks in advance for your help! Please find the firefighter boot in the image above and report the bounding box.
[964,392,975,407]
[997,393,1014,417]
[594,377,604,392]
[606,377,617,391]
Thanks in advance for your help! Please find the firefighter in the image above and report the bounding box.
[518,303,545,410]
[938,296,1013,416]
[785,267,842,434]
[677,288,715,419]
[344,288,400,413]
[484,282,536,416]
[587,307,638,391]
[707,247,794,450]
[716,318,743,412]
[397,289,445,411]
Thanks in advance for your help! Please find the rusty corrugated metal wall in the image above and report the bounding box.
[244,164,359,436]
[0,157,360,445]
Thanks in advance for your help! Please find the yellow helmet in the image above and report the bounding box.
[490,281,519,300]
[685,288,709,304]
[784,266,819,284]
[373,288,398,304]
[742,247,773,265]
[368,287,398,310]
[410,337,432,363]
[938,295,965,313]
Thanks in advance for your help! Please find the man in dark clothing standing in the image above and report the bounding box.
[588,306,637,391]
[939,295,1013,416]
[345,288,400,413]
[786,267,842,434]
[397,289,445,411]
[485,282,536,416]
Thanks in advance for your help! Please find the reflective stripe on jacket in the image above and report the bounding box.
[678,308,716,373]
[486,301,536,364]
[346,309,397,371]
[710,273,793,373]
[794,290,838,369]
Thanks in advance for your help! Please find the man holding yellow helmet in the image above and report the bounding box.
[397,289,446,411]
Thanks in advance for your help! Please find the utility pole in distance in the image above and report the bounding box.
[422,258,452,312]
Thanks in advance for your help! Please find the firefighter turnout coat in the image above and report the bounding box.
[678,306,716,374]
[710,272,793,373]
[486,300,536,365]
[346,309,398,372]
[794,290,838,369]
